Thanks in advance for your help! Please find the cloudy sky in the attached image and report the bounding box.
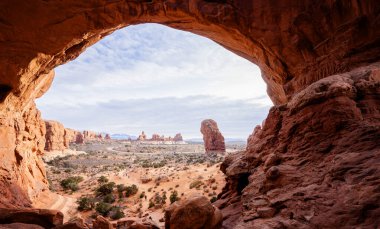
[36,23,272,139]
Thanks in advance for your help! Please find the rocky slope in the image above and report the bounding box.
[201,119,226,153]
[215,64,380,228]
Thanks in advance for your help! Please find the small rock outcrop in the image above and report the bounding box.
[104,134,111,140]
[165,195,222,229]
[0,208,63,228]
[93,216,112,229]
[200,119,225,153]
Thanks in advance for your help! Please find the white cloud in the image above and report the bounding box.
[36,23,272,138]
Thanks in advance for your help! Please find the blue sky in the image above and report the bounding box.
[36,23,272,139]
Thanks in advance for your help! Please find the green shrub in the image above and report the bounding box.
[148,201,155,208]
[103,194,116,203]
[98,176,109,184]
[60,176,83,191]
[77,197,95,211]
[169,190,179,204]
[110,207,125,220]
[189,180,204,189]
[96,182,115,196]
[95,202,112,216]
[210,196,217,203]
[125,184,138,197]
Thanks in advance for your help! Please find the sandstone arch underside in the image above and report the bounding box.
[0,0,379,228]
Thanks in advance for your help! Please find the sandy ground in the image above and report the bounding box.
[35,140,245,227]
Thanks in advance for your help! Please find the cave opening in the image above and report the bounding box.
[33,23,271,224]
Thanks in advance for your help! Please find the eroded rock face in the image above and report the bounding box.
[0,102,49,208]
[201,119,226,153]
[45,120,66,151]
[165,195,222,229]
[215,65,380,228]
[64,128,78,148]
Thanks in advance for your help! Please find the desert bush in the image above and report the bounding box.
[60,176,83,191]
[210,196,217,203]
[110,207,125,220]
[148,201,155,208]
[103,194,116,203]
[96,182,115,196]
[125,184,138,197]
[95,201,112,216]
[77,196,95,211]
[98,176,109,184]
[189,180,204,189]
[169,190,179,204]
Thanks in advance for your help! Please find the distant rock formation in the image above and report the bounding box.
[173,133,183,142]
[137,131,147,141]
[63,128,78,148]
[44,120,66,151]
[200,119,225,153]
[151,133,163,141]
[165,195,222,229]
[104,134,111,140]
[83,130,97,141]
[137,132,184,142]
[75,132,84,144]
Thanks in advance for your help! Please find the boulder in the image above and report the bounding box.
[165,195,222,229]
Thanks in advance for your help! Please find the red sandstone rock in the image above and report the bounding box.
[151,134,163,141]
[64,128,78,147]
[0,208,63,228]
[173,133,183,142]
[200,119,226,153]
[75,133,84,144]
[216,65,380,228]
[83,130,98,141]
[93,216,112,229]
[138,131,147,141]
[165,195,222,229]
[44,120,66,151]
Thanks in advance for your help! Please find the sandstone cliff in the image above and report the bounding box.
[44,121,66,151]
[215,65,380,228]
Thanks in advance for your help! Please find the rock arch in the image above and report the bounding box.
[0,0,379,227]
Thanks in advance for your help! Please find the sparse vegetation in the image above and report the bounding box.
[60,176,83,191]
[77,196,95,211]
[169,190,179,204]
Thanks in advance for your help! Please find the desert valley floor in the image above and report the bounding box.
[34,140,245,227]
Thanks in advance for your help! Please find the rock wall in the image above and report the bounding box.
[64,128,78,147]
[44,121,66,151]
[215,64,380,228]
[201,119,226,153]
